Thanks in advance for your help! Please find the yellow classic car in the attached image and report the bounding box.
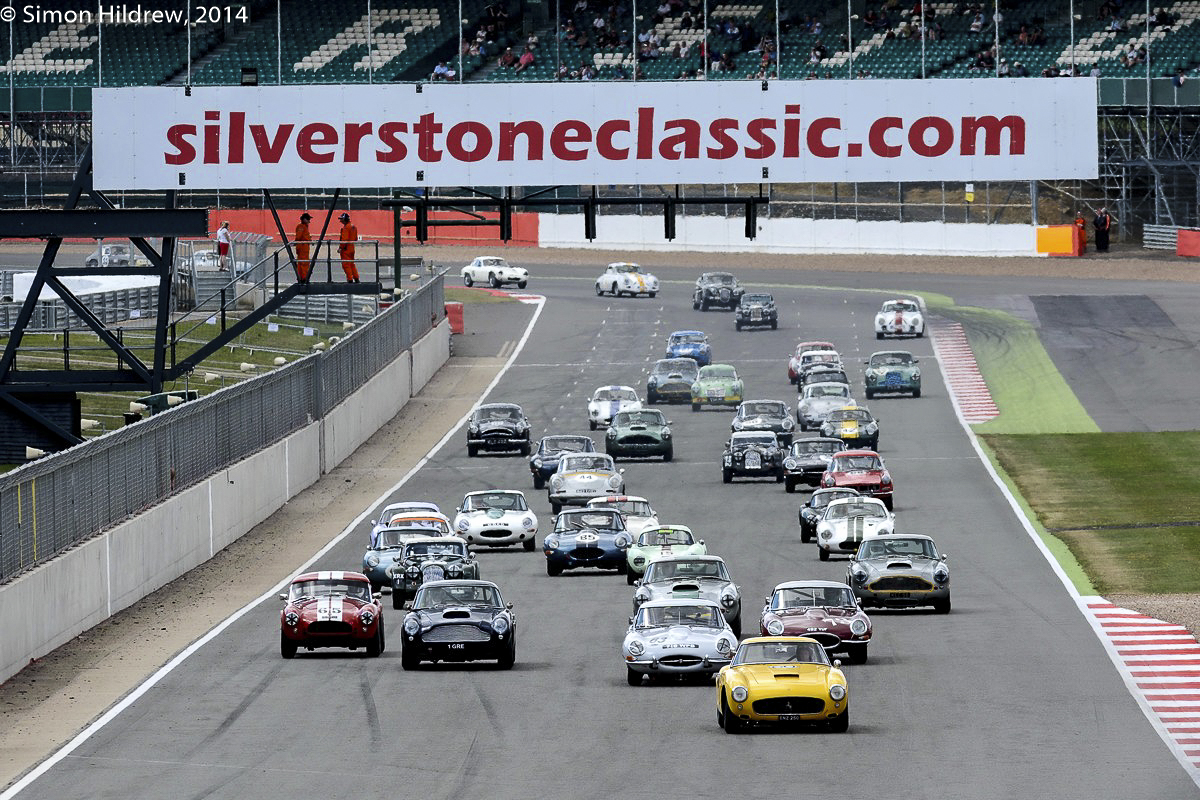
[715,636,849,733]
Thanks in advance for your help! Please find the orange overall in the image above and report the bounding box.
[339,222,359,282]
[294,221,312,281]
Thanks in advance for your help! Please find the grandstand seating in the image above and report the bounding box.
[1,0,1197,87]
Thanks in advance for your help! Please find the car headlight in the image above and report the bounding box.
[406,565,420,577]
[852,568,868,583]
[691,383,700,393]
[284,611,299,627]
[819,529,832,540]
[607,474,622,489]
[544,535,560,549]
[731,686,749,703]
[468,425,479,434]
[716,637,733,655]
[732,419,743,430]
[720,591,736,607]
[522,516,536,530]
[850,618,868,636]
[532,456,542,467]
[648,377,658,387]
[628,640,645,656]
[881,471,892,485]
[359,609,375,627]
[661,426,671,438]
[403,617,420,635]
[911,369,921,379]
[823,476,834,487]
[934,568,949,584]
[614,533,632,548]
[447,563,463,577]
[492,615,510,635]
[766,618,784,636]
[606,428,617,438]
[829,684,846,701]
[783,458,797,470]
[366,554,380,568]
[456,518,469,531]
[634,591,649,605]
[551,476,564,489]
[782,417,794,429]
[865,423,878,433]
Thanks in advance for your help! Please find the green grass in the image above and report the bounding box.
[983,432,1200,594]
[444,287,517,304]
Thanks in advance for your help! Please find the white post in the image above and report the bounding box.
[632,0,638,81]
[1069,0,1074,75]
[993,1,1000,77]
[186,0,192,85]
[774,0,780,78]
[277,0,282,83]
[96,0,102,87]
[703,0,708,79]
[458,0,463,82]
[367,0,373,84]
[846,0,853,78]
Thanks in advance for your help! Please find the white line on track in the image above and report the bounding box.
[0,297,549,800]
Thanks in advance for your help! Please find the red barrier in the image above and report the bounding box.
[444,302,465,334]
[1178,230,1200,258]
[208,209,539,246]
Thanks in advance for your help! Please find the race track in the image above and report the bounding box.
[10,264,1200,800]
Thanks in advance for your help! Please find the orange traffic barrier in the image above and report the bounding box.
[1036,225,1080,257]
[1178,230,1200,258]
[445,302,465,334]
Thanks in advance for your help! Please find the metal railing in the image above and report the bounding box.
[0,271,446,585]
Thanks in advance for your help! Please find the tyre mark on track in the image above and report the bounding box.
[360,671,382,746]
[187,662,283,757]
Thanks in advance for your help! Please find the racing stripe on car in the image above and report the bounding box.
[929,320,999,424]
[1084,598,1200,772]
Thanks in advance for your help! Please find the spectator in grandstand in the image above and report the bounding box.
[581,64,596,80]
[1012,61,1028,77]
[1030,27,1046,45]
[722,19,740,38]
[1093,207,1112,252]
[338,213,359,283]
[557,63,570,80]
[573,0,588,13]
[485,2,508,33]
[719,51,736,72]
[1154,8,1173,28]
[1090,64,1102,78]
[1108,16,1127,32]
[680,11,694,29]
[863,9,883,31]
[515,46,536,73]
[998,58,1010,76]
[1173,68,1188,88]
[497,47,517,68]
[1017,24,1029,45]
[970,11,984,31]
[431,61,456,81]
[527,32,540,48]
[812,19,823,35]
[593,14,606,32]
[216,221,231,272]
[294,213,312,282]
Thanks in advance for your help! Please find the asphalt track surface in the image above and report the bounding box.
[12,264,1200,799]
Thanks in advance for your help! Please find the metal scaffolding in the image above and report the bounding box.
[1098,107,1200,234]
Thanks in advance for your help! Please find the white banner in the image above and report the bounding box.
[92,80,1098,190]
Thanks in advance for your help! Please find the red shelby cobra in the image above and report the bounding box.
[820,450,894,510]
[760,580,873,664]
[787,340,837,384]
[280,571,385,658]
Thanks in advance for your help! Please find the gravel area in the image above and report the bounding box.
[1109,594,1200,639]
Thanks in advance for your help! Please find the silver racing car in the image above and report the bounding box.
[633,554,742,636]
[847,533,950,613]
[622,599,737,685]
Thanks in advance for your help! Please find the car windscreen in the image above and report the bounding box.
[807,384,850,399]
[289,579,371,602]
[466,492,527,512]
[860,538,938,559]
[792,440,842,455]
[478,257,507,268]
[828,409,871,423]
[883,301,917,313]
[594,388,637,402]
[772,586,856,609]
[824,502,887,520]
[834,455,883,471]
[413,584,501,609]
[644,560,727,582]
[402,541,467,559]
[561,455,612,472]
[733,434,776,447]
[473,406,520,422]
[811,490,857,509]
[387,515,449,533]
[742,294,772,304]
[609,500,653,517]
[804,371,848,386]
[736,641,829,666]
[701,366,736,379]
[556,511,622,531]
[615,411,665,427]
[742,402,785,417]
[639,529,694,546]
[637,605,722,628]
[654,360,699,379]
[615,264,641,273]
[543,437,591,455]
[870,352,914,367]
[705,273,735,285]
[671,333,706,344]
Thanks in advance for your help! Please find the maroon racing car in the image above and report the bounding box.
[819,449,894,510]
[759,580,872,664]
[280,570,385,658]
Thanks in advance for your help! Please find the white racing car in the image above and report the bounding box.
[874,298,925,339]
[453,490,538,551]
[588,385,642,430]
[816,496,895,561]
[462,255,529,288]
[587,495,659,538]
[548,452,626,513]
[622,599,737,685]
[595,262,660,297]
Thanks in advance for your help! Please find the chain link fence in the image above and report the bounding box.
[0,271,445,584]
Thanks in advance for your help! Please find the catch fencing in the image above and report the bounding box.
[0,272,445,584]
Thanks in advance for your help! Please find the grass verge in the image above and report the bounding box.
[444,287,517,304]
[982,432,1200,594]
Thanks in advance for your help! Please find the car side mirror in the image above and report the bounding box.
[278,593,288,601]
[370,519,377,526]
[833,659,842,668]
[633,579,642,587]
[619,468,626,474]
[941,553,949,561]
[914,358,920,363]
[764,596,771,605]
[380,587,393,595]
[628,616,635,626]
[506,603,514,610]
[699,539,705,545]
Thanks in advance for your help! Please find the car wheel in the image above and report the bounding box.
[589,420,597,431]
[882,496,893,511]
[735,321,742,331]
[523,537,536,552]
[662,448,672,462]
[520,442,531,457]
[730,616,741,638]
[616,560,628,575]
[550,501,561,514]
[646,392,656,405]
[393,592,404,610]
[865,389,874,400]
[819,548,830,561]
[627,667,642,686]
[546,560,562,576]
[497,642,516,670]
[366,626,383,657]
[693,296,701,310]
[700,299,708,311]
[846,645,868,665]
[912,388,921,398]
[517,280,527,289]
[801,528,813,543]
[467,443,478,457]
[785,478,796,493]
[829,710,850,733]
[626,569,637,586]
[917,328,925,338]
[595,283,604,296]
[691,402,700,412]
[722,467,732,484]
[533,473,545,490]
[463,273,474,287]
[775,468,784,483]
[280,633,297,659]
[933,597,951,614]
[722,695,743,733]
[489,272,500,288]
[876,331,884,340]
[771,321,778,330]
[401,647,419,670]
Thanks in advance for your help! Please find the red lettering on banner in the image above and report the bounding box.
[343,122,373,162]
[960,115,1025,155]
[807,118,840,158]
[227,111,245,164]
[414,113,443,162]
[297,123,338,164]
[499,121,545,161]
[908,116,954,157]
[659,119,701,160]
[376,121,408,163]
[447,121,493,162]
[706,119,738,159]
[596,119,631,159]
[550,120,591,161]
[250,124,294,163]
[202,111,220,164]
[868,117,903,158]
[636,107,655,159]
[783,104,803,158]
[164,124,196,165]
[745,118,777,159]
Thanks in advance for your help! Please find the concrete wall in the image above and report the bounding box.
[538,213,1038,257]
[0,324,451,684]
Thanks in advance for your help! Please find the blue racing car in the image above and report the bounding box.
[543,507,632,576]
[665,330,712,366]
[528,434,597,489]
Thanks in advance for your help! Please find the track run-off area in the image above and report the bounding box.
[6,256,1200,800]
